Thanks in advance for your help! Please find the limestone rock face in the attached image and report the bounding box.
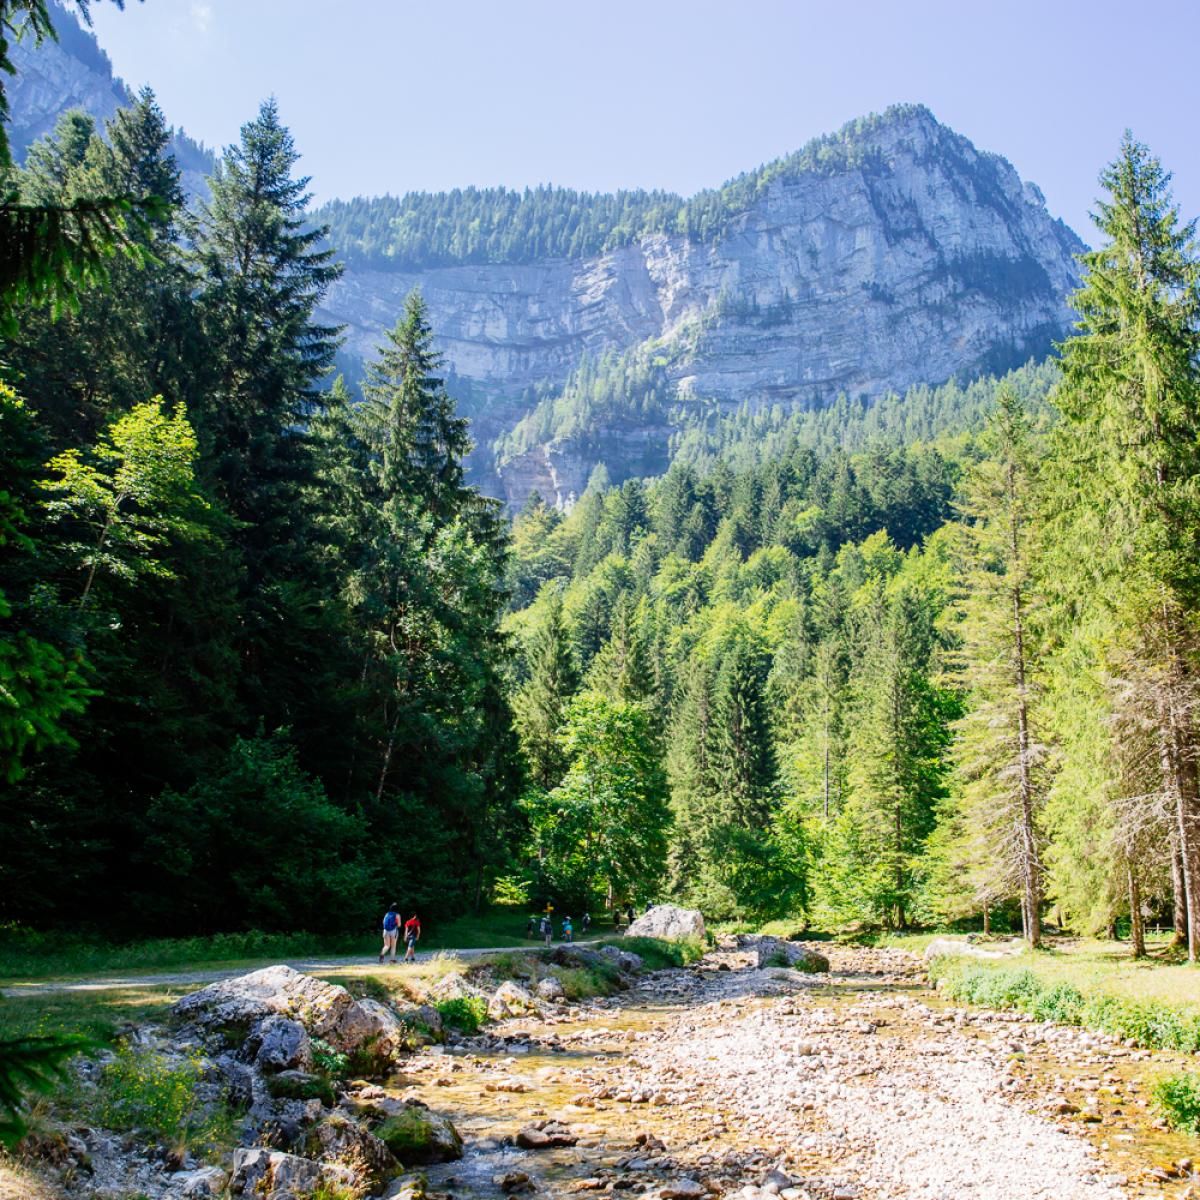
[626,905,706,942]
[320,109,1085,506]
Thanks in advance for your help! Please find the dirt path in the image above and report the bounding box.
[0,940,604,996]
[386,943,1194,1200]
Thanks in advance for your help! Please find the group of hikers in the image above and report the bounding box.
[379,905,421,963]
[524,903,638,944]
[378,900,641,962]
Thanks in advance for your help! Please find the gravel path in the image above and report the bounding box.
[0,940,603,996]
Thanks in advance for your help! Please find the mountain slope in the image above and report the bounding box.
[321,105,1083,504]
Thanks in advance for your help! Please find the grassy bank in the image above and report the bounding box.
[921,937,1200,1053]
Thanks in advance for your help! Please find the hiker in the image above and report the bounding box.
[562,915,573,943]
[581,911,591,935]
[526,914,537,939]
[626,903,636,927]
[541,914,553,945]
[379,902,401,964]
[403,912,421,962]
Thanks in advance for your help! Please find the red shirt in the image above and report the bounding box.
[404,918,420,937]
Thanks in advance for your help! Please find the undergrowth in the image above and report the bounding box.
[1152,1073,1200,1135]
[435,996,488,1034]
[599,936,704,969]
[929,960,1200,1052]
[84,1046,240,1156]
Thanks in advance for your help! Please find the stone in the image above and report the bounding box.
[229,1148,355,1198]
[660,1181,706,1200]
[375,1103,464,1165]
[174,965,380,1052]
[489,980,539,1019]
[536,976,566,1002]
[517,1121,578,1149]
[754,938,829,973]
[254,1015,313,1074]
[179,1166,228,1198]
[599,945,644,972]
[923,937,1025,962]
[353,996,411,1066]
[399,1003,444,1043]
[625,905,706,942]
[306,1113,398,1189]
[495,1170,536,1193]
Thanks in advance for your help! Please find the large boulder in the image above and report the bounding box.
[174,965,396,1058]
[374,1103,464,1165]
[755,937,829,973]
[306,1114,397,1190]
[625,904,706,942]
[535,976,565,1002]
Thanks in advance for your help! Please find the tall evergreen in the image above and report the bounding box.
[513,586,578,789]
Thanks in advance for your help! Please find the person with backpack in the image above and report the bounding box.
[541,914,553,945]
[526,914,537,939]
[581,911,591,935]
[403,913,421,962]
[562,915,573,943]
[379,903,401,964]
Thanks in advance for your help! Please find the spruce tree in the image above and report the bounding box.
[514,586,578,789]
[1055,134,1200,958]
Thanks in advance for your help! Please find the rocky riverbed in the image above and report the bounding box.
[7,941,1198,1200]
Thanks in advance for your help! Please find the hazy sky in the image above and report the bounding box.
[88,1,1200,240]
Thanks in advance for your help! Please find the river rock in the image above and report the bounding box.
[754,938,830,973]
[254,1015,313,1074]
[660,1181,706,1200]
[489,980,539,1018]
[229,1147,356,1198]
[399,1003,444,1043]
[536,976,566,1001]
[306,1113,397,1189]
[600,945,644,972]
[375,1102,464,1164]
[626,905,706,942]
[517,1120,578,1149]
[923,937,1024,962]
[179,1165,228,1198]
[174,965,379,1053]
[430,971,485,1002]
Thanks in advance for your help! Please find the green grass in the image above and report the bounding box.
[0,984,186,1044]
[1153,1073,1200,1136]
[596,935,705,970]
[928,955,1200,1053]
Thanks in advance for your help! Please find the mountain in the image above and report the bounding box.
[8,1,214,194]
[10,11,1084,506]
[318,106,1084,505]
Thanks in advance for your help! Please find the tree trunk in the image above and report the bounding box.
[1128,861,1146,958]
[1105,920,1118,941]
[1170,828,1189,948]
[982,907,991,935]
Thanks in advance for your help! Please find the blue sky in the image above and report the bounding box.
[89,1,1199,240]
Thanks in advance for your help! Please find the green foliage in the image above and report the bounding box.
[0,1033,90,1148]
[142,732,375,934]
[433,997,487,1035]
[605,935,705,969]
[929,960,1200,1053]
[1152,1073,1200,1136]
[265,1070,335,1105]
[310,1038,349,1078]
[88,1045,238,1154]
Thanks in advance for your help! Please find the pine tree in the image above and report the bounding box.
[938,386,1048,944]
[514,586,578,789]
[1055,134,1200,958]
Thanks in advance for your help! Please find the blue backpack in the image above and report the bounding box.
[384,910,399,932]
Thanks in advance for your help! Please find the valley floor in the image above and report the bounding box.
[393,944,1194,1200]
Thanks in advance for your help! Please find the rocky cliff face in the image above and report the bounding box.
[8,9,1083,509]
[324,109,1083,506]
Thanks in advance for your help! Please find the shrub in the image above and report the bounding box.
[265,1071,335,1105]
[88,1047,237,1154]
[601,936,704,970]
[1153,1073,1200,1135]
[435,997,487,1035]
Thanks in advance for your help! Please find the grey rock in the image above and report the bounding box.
[924,936,1025,962]
[488,980,538,1019]
[254,1015,313,1074]
[535,976,566,1001]
[599,945,644,972]
[626,905,706,942]
[307,1113,397,1189]
[179,1165,228,1198]
[755,938,830,973]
